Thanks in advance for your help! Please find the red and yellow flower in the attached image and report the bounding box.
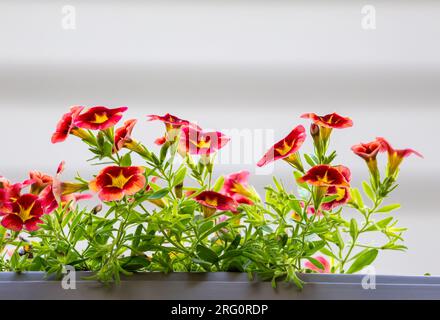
[351,139,383,187]
[298,165,350,188]
[305,256,331,273]
[1,194,44,232]
[114,119,137,152]
[89,166,146,202]
[148,113,201,144]
[221,171,254,205]
[179,127,230,156]
[51,106,84,144]
[257,125,306,170]
[376,137,423,178]
[29,171,53,195]
[74,106,128,130]
[194,191,238,217]
[301,112,353,130]
[301,113,353,150]
[321,165,352,211]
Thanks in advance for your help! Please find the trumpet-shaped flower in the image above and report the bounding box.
[89,166,146,202]
[180,127,230,155]
[147,113,200,130]
[376,137,423,178]
[221,171,254,205]
[298,165,350,188]
[74,106,128,130]
[257,125,306,169]
[195,191,238,217]
[301,113,353,129]
[114,119,137,152]
[1,194,44,232]
[321,165,352,211]
[51,106,84,143]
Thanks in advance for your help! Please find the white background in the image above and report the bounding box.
[0,0,439,275]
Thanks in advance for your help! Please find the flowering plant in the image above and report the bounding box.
[0,108,421,287]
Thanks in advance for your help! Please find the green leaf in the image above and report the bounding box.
[288,199,302,215]
[362,181,375,202]
[212,176,225,192]
[196,245,219,264]
[376,204,401,213]
[305,257,325,271]
[349,218,358,240]
[172,166,187,187]
[322,194,339,204]
[120,153,132,167]
[147,188,169,200]
[351,188,364,209]
[200,222,229,240]
[347,249,378,274]
[303,154,316,167]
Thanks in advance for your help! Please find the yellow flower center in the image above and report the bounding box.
[230,182,252,198]
[334,187,346,201]
[204,197,218,207]
[17,202,35,222]
[107,171,132,189]
[275,140,295,156]
[317,171,333,184]
[193,138,211,149]
[92,112,109,124]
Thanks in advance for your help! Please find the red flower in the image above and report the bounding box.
[321,165,351,211]
[351,139,383,162]
[89,166,146,202]
[305,256,331,273]
[195,191,238,217]
[148,113,200,130]
[221,171,254,205]
[257,125,306,168]
[154,136,167,146]
[1,194,44,232]
[351,139,384,187]
[298,165,350,187]
[301,113,353,129]
[51,106,84,143]
[114,119,137,152]
[180,127,230,155]
[29,171,53,195]
[377,137,423,178]
[74,106,128,130]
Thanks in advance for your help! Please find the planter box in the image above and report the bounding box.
[0,272,439,300]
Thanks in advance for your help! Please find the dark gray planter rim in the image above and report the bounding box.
[0,272,439,300]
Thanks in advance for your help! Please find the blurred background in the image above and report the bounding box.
[0,0,439,275]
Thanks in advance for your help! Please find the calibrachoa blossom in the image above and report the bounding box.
[194,191,238,217]
[1,194,44,232]
[148,113,201,144]
[321,165,352,211]
[147,113,200,130]
[180,127,230,156]
[301,112,353,130]
[221,171,254,205]
[301,113,353,149]
[74,106,128,130]
[257,125,306,170]
[114,119,137,152]
[351,139,383,187]
[51,106,84,144]
[305,256,331,273]
[376,137,423,178]
[29,171,53,195]
[89,166,146,202]
[298,165,350,188]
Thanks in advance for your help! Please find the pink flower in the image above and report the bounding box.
[305,256,331,273]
